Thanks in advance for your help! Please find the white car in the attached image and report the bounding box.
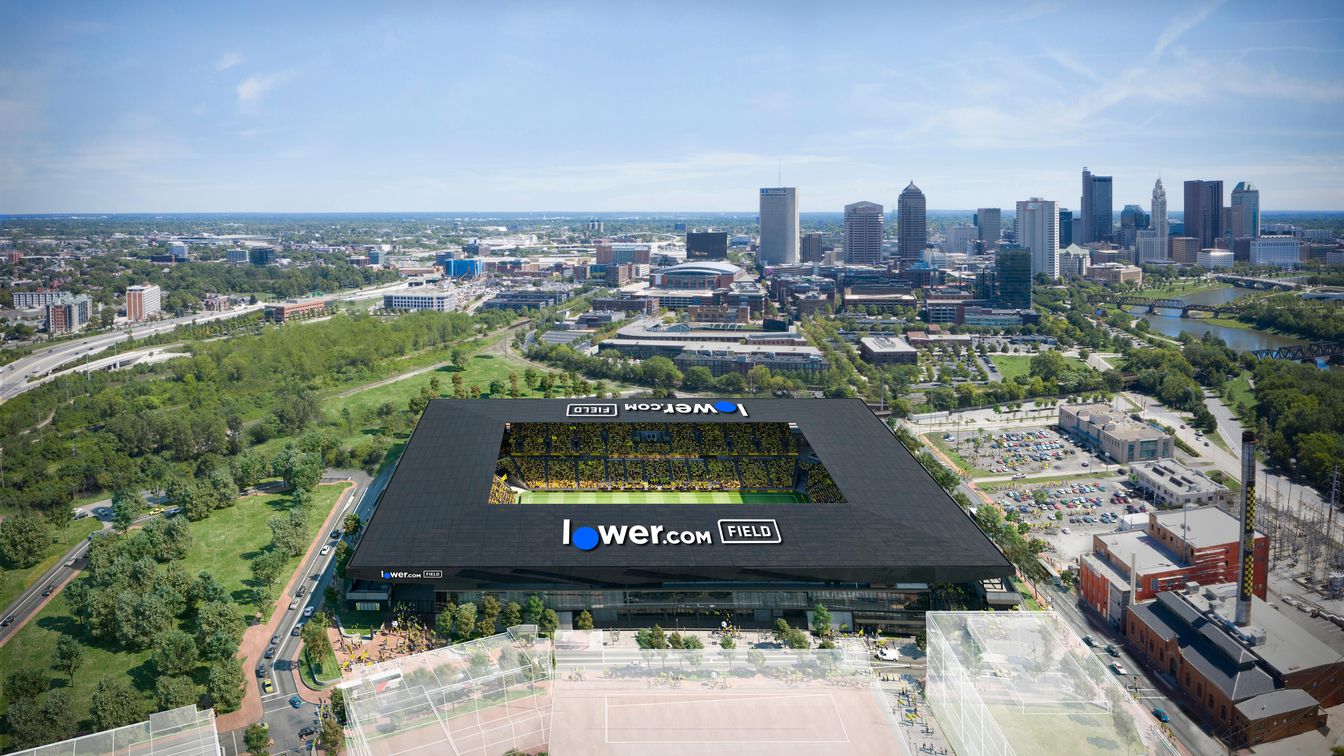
[1061,527,1071,534]
[302,606,315,618]
[875,647,900,662]
[320,545,331,556]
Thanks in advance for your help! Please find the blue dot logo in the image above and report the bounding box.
[572,526,599,551]
[714,401,738,413]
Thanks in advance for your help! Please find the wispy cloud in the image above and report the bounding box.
[236,70,294,109]
[214,51,243,71]
[1002,1,1065,24]
[1152,0,1224,59]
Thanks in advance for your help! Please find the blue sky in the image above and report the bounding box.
[1,1,1341,213]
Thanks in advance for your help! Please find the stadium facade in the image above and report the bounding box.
[347,399,1011,631]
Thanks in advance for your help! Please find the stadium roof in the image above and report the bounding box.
[659,261,741,275]
[350,399,1011,590]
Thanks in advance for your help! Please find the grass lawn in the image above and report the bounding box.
[1011,577,1046,611]
[1133,282,1231,299]
[1224,371,1255,419]
[336,607,383,638]
[0,484,347,745]
[518,490,805,504]
[989,354,1092,382]
[0,518,104,611]
[301,644,341,688]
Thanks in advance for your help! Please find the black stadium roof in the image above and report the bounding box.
[348,399,1012,589]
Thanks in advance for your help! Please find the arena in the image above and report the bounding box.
[347,399,1012,631]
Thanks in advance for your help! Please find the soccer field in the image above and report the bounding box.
[518,491,807,504]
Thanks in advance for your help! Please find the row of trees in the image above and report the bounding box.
[1251,360,1344,492]
[434,594,560,644]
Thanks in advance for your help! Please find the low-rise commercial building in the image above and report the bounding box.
[384,291,456,311]
[481,288,575,310]
[1058,403,1172,463]
[1249,237,1302,268]
[1197,249,1234,269]
[1079,507,1267,629]
[1126,584,1340,747]
[1130,460,1231,509]
[1086,263,1143,285]
[904,330,973,349]
[263,297,331,323]
[859,336,918,365]
[597,339,828,377]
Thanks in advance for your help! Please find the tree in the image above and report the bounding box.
[111,489,142,533]
[154,629,199,676]
[682,366,715,392]
[436,603,457,642]
[540,608,559,637]
[454,603,478,641]
[8,689,76,749]
[524,594,545,625]
[196,599,244,649]
[746,649,767,673]
[772,618,791,645]
[477,594,501,637]
[719,634,735,650]
[810,603,833,638]
[156,516,193,562]
[341,513,363,537]
[784,628,811,649]
[319,717,345,753]
[574,610,594,630]
[207,660,245,713]
[641,356,683,391]
[268,514,307,557]
[155,674,198,709]
[0,510,51,568]
[244,723,271,755]
[274,446,323,493]
[330,686,348,725]
[92,678,144,730]
[502,601,523,629]
[249,550,286,602]
[682,635,704,650]
[52,634,84,681]
[488,378,505,396]
[6,667,49,700]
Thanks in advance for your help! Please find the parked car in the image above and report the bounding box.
[1061,527,1071,534]
[1082,635,1096,647]
[270,634,281,645]
[256,663,267,678]
[876,647,900,661]
[299,725,319,738]
[262,679,274,694]
[1151,707,1170,723]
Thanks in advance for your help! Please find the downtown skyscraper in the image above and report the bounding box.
[1137,177,1169,263]
[1231,181,1260,239]
[1079,167,1113,244]
[1183,179,1224,250]
[758,187,799,264]
[974,208,1001,245]
[897,182,926,262]
[1014,197,1059,278]
[843,201,884,265]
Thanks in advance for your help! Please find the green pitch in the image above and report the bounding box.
[518,490,807,504]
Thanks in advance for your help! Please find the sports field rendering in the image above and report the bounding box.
[519,491,806,504]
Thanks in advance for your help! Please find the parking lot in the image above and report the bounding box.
[938,426,1110,478]
[985,473,1155,561]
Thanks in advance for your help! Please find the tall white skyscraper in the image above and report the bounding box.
[1137,177,1169,262]
[758,187,799,265]
[843,201,884,265]
[1231,181,1260,239]
[1014,198,1059,279]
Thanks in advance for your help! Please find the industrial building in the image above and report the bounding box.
[1058,403,1173,463]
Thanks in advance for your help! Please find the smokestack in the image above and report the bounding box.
[1236,431,1258,627]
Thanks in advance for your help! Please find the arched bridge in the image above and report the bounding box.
[1094,295,1246,317]
[1250,343,1344,361]
[1216,275,1302,291]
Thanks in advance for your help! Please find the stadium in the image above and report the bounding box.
[347,398,1012,631]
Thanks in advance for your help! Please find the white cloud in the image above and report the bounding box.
[236,70,294,108]
[215,51,244,71]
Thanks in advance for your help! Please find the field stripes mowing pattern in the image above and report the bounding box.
[518,491,806,504]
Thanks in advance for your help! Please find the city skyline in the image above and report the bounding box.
[2,2,1342,213]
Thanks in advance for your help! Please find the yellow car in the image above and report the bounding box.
[262,679,274,694]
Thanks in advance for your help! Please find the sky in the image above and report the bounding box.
[1,1,1342,214]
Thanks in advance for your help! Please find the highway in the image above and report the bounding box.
[0,280,413,403]
[0,499,162,645]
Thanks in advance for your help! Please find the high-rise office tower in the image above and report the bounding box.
[125,284,162,322]
[1183,179,1224,250]
[995,245,1032,309]
[1137,177,1170,263]
[1231,182,1260,239]
[1151,177,1169,241]
[800,231,824,263]
[1014,197,1060,279]
[1080,168,1114,244]
[758,187,799,264]
[686,231,728,260]
[897,182,927,262]
[843,201,884,265]
[1058,209,1073,247]
[975,208,1001,245]
[945,224,978,254]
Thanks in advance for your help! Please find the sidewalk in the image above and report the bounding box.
[214,481,354,732]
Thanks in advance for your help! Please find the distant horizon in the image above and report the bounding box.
[4,209,1343,220]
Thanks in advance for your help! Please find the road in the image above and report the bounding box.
[0,280,412,402]
[0,498,163,645]
[1046,583,1223,756]
[223,464,397,756]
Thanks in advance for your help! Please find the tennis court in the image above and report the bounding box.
[518,491,806,504]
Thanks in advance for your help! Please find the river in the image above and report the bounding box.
[1128,286,1305,352]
